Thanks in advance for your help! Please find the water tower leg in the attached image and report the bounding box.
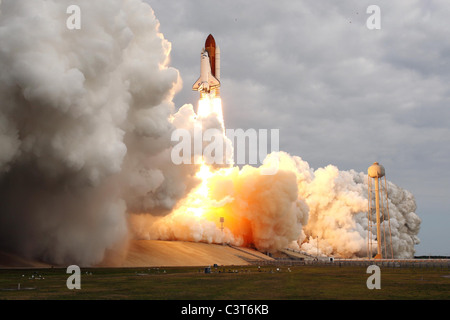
[375,177,383,259]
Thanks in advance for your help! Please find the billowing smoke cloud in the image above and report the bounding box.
[131,154,310,252]
[0,0,195,265]
[135,150,420,259]
[286,157,421,259]
[0,0,420,266]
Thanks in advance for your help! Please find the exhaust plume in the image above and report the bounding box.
[0,0,188,265]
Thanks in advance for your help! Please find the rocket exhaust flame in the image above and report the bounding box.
[197,95,224,124]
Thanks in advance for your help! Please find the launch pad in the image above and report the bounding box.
[99,240,274,267]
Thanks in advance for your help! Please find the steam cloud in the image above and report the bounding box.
[0,0,420,266]
[133,151,420,259]
[0,0,191,265]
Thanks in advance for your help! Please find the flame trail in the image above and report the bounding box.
[197,96,224,126]
[132,93,421,258]
[131,95,309,252]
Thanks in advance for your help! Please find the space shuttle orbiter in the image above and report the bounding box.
[192,34,221,97]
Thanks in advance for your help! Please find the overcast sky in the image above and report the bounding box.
[146,0,450,256]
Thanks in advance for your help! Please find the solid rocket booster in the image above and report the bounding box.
[192,34,221,97]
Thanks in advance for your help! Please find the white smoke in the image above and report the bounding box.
[0,0,191,265]
[282,156,421,259]
[135,149,420,259]
[131,157,310,252]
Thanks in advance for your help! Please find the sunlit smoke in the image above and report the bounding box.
[134,93,420,258]
[131,114,309,252]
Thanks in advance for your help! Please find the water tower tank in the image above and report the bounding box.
[368,162,385,178]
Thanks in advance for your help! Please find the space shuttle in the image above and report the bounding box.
[192,34,221,97]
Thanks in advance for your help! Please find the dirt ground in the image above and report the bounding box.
[1,240,273,268]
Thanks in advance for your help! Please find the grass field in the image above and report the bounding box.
[1,264,449,300]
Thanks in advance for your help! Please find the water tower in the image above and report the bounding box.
[367,162,393,259]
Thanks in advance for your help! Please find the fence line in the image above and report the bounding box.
[246,258,450,268]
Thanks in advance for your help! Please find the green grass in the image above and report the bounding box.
[0,265,449,300]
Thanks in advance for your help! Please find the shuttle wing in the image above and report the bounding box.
[208,73,220,89]
[192,77,202,91]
